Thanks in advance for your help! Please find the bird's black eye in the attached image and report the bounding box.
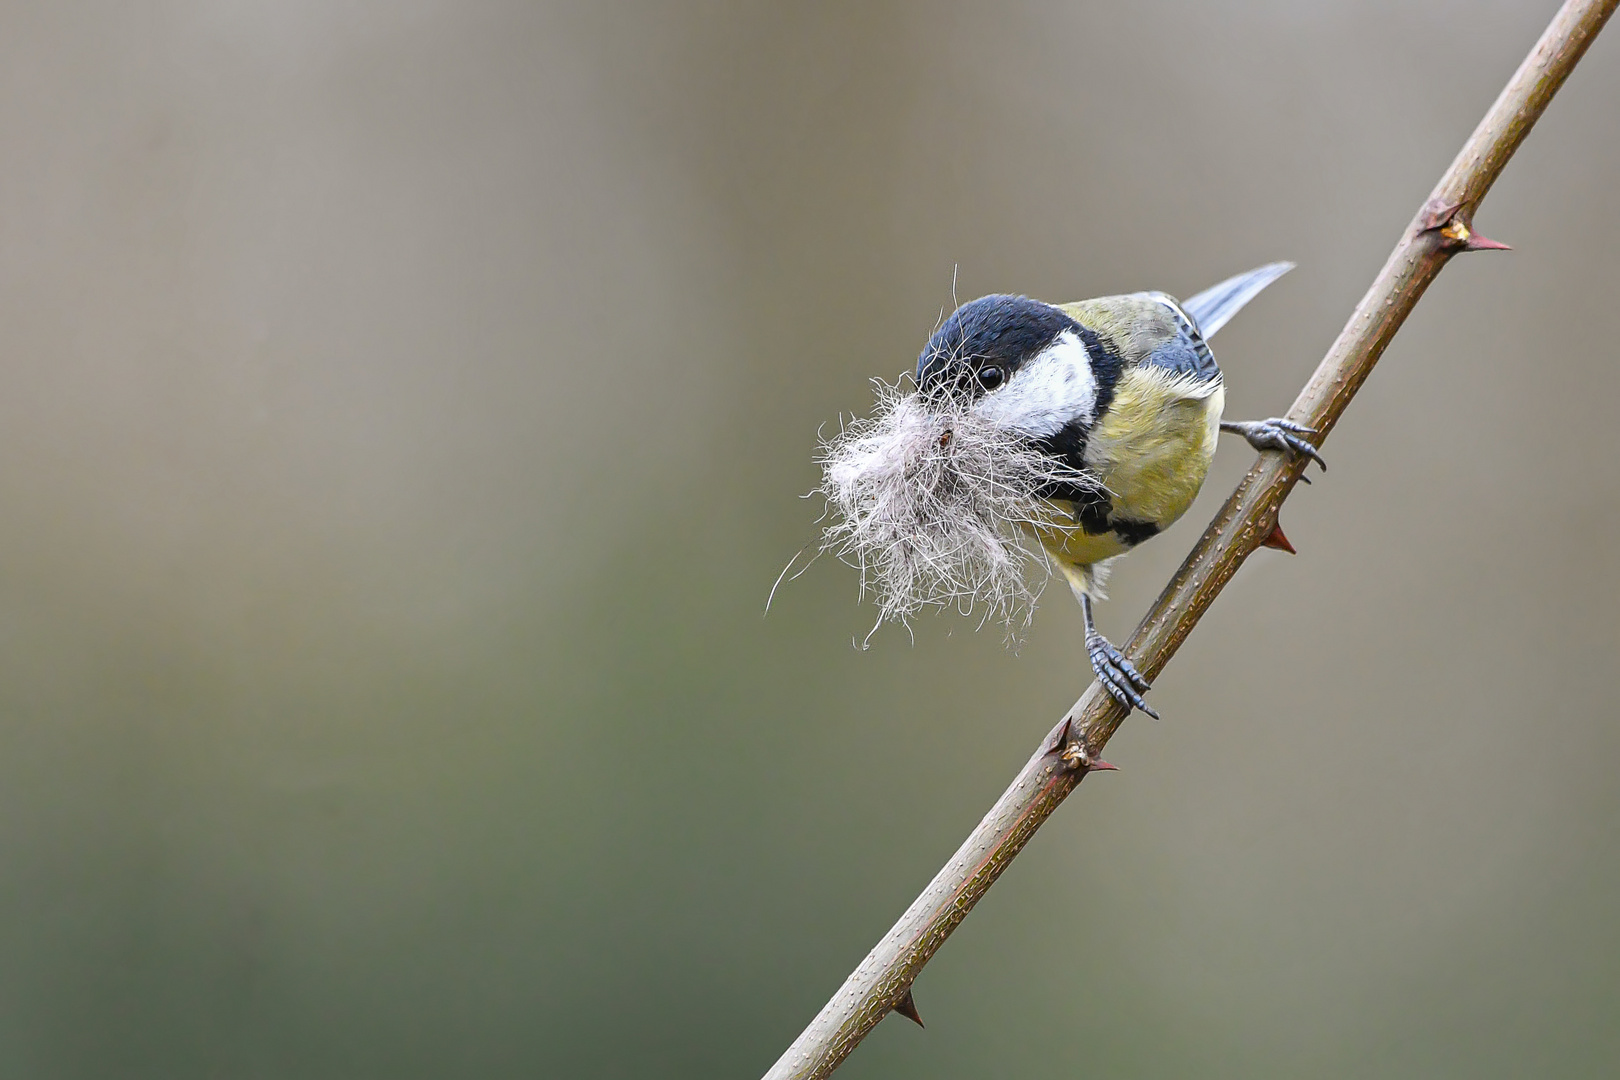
[977,365,1004,390]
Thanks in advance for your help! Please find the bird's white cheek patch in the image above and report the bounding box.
[971,330,1097,438]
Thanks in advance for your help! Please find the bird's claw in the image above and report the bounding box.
[1227,418,1326,473]
[1086,632,1158,719]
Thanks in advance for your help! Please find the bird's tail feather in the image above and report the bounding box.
[1182,261,1293,338]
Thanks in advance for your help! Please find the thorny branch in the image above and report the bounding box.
[762,1,1620,1077]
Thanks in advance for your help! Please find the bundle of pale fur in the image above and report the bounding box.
[818,380,1095,640]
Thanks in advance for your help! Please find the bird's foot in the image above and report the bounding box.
[1223,418,1326,475]
[1086,631,1158,719]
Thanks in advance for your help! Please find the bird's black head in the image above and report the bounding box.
[916,295,1080,400]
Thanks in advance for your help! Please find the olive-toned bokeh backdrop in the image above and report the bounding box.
[1,2,1616,1077]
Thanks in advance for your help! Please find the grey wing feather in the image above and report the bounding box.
[1181,261,1294,338]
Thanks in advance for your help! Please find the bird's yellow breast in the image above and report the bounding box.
[1032,368,1224,569]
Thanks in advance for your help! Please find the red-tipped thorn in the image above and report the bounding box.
[1088,759,1118,772]
[1436,215,1511,253]
[894,988,924,1028]
[1262,522,1296,554]
[1464,233,1512,251]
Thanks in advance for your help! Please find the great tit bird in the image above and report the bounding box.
[913,262,1322,718]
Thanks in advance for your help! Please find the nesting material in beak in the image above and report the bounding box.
[818,380,1093,641]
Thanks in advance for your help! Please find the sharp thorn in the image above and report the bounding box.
[1262,522,1296,554]
[1434,213,1510,253]
[1463,233,1512,251]
[1046,718,1073,758]
[1088,759,1119,772]
[894,988,924,1028]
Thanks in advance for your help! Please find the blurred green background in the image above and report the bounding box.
[0,2,1617,1077]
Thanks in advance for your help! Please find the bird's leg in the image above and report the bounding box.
[1221,418,1326,475]
[1080,590,1158,720]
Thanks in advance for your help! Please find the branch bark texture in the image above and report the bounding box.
[764,2,1618,1077]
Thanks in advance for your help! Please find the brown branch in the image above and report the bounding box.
[762,1,1620,1077]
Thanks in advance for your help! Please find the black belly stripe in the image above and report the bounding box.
[1072,489,1112,535]
[1046,498,1161,545]
[1111,518,1161,547]
[1036,485,1112,532]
